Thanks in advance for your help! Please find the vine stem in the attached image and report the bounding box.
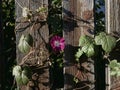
[116,38,120,42]
[73,83,90,90]
[107,58,111,63]
[19,49,35,65]
[104,53,111,63]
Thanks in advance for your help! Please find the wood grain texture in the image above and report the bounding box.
[106,0,120,34]
[63,0,94,89]
[105,0,120,90]
[15,0,50,89]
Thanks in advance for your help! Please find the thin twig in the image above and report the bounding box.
[73,83,90,90]
[19,49,35,65]
[116,38,120,42]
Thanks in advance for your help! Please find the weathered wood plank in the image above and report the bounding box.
[63,0,95,89]
[105,0,120,90]
[15,0,50,89]
[105,0,120,34]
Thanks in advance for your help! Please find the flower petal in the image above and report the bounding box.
[50,35,65,52]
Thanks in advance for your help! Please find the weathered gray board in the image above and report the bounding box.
[105,0,120,90]
[15,0,50,89]
[63,0,95,89]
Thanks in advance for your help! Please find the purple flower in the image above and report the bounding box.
[50,35,65,52]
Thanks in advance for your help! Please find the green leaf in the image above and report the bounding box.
[13,65,23,85]
[13,65,31,85]
[109,60,120,77]
[18,34,33,53]
[95,32,116,53]
[13,65,22,77]
[79,35,92,46]
[110,71,117,76]
[109,60,118,69]
[82,43,94,57]
[15,76,23,85]
[75,49,83,61]
[21,70,29,85]
[73,77,79,84]
[21,66,31,85]
[78,35,95,57]
[116,71,120,77]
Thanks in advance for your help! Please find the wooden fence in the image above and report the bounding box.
[15,0,49,90]
[63,0,95,90]
[105,0,120,90]
[0,0,119,90]
[15,0,120,90]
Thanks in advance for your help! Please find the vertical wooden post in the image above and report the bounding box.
[15,0,49,89]
[105,0,120,90]
[0,0,5,89]
[63,0,95,89]
[105,1,111,90]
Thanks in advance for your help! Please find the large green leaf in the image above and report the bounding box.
[78,35,95,57]
[95,32,116,53]
[13,65,22,77]
[21,70,29,85]
[13,65,31,85]
[13,66,23,85]
[81,43,95,57]
[18,34,33,53]
[21,67,31,85]
[79,35,93,46]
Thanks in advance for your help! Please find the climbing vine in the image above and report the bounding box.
[11,0,120,89]
[13,0,64,89]
[74,32,120,83]
[12,5,49,89]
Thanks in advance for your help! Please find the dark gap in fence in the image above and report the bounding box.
[48,0,64,90]
[94,0,106,90]
[0,1,5,89]
[94,46,106,90]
